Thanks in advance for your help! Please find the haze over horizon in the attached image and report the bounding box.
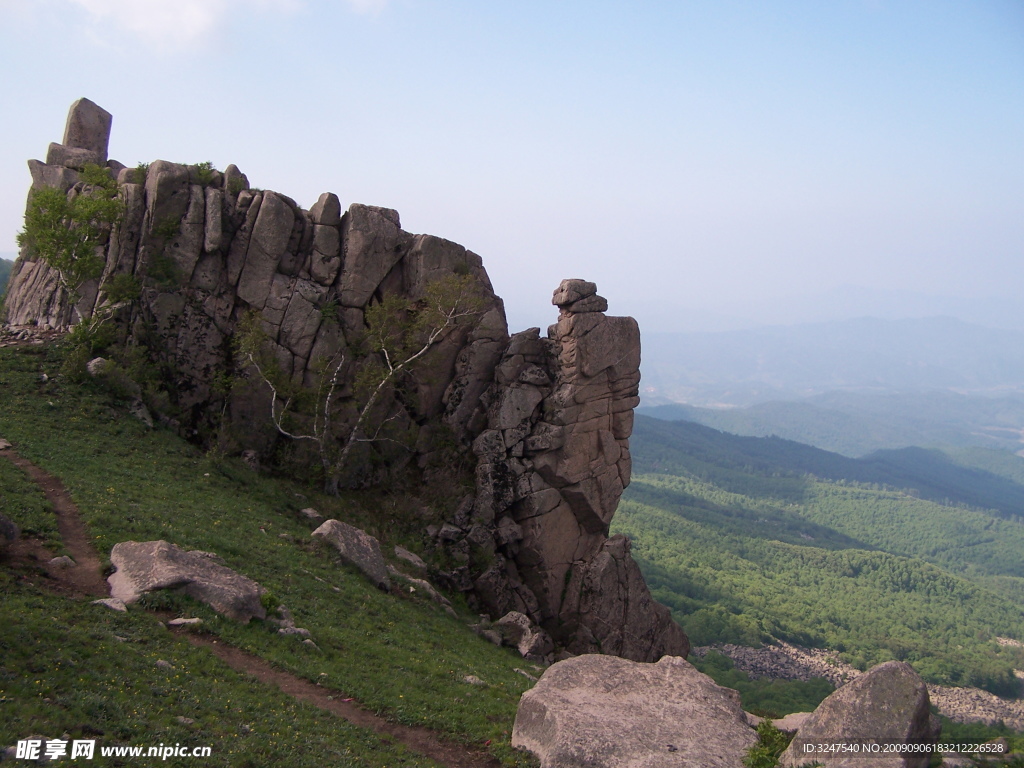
[1,1,1020,335]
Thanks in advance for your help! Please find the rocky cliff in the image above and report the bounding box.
[4,98,688,662]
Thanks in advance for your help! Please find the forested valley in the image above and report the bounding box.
[616,416,1024,698]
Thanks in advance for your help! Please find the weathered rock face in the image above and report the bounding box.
[7,100,685,663]
[107,540,266,623]
[780,661,941,768]
[465,279,688,661]
[5,101,508,471]
[512,654,757,768]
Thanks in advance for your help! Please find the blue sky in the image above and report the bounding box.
[1,0,1021,332]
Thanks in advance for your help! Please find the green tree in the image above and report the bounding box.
[16,164,123,316]
[239,273,485,494]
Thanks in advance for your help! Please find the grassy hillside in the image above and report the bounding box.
[617,416,1024,697]
[0,343,539,767]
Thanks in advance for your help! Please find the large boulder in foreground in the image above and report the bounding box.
[312,519,390,590]
[780,661,940,768]
[107,540,266,622]
[512,654,756,768]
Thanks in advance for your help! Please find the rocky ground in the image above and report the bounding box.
[693,642,1024,730]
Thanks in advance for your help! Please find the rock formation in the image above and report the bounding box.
[466,279,688,659]
[5,99,687,663]
[6,98,509,462]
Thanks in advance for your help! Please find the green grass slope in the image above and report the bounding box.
[617,416,1024,697]
[0,344,539,767]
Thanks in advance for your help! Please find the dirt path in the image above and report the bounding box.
[1,445,108,597]
[184,634,500,768]
[0,442,503,768]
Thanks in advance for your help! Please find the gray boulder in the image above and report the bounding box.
[312,519,390,590]
[107,540,266,623]
[780,661,940,768]
[62,97,113,160]
[46,142,104,170]
[86,357,109,376]
[394,545,427,571]
[494,611,554,661]
[512,654,757,768]
[551,279,597,307]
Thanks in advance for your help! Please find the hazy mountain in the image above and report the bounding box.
[641,316,1024,408]
[639,390,1024,457]
[668,285,1024,333]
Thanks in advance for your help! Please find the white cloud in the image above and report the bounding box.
[1,0,387,50]
[65,0,302,50]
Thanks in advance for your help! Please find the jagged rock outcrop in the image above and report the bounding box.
[6,100,686,663]
[464,279,688,661]
[512,654,757,768]
[5,100,508,464]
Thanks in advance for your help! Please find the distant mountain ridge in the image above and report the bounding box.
[631,415,1024,521]
[641,316,1024,408]
[639,390,1024,457]
[712,285,1024,333]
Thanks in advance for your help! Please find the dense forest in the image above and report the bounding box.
[616,416,1024,697]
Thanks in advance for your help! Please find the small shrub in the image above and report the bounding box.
[132,162,150,185]
[744,720,794,768]
[319,298,340,323]
[152,216,180,241]
[191,161,217,187]
[143,251,180,288]
[260,590,280,613]
[17,163,123,300]
[79,162,117,189]
[227,175,247,195]
[64,315,117,357]
[101,273,142,304]
[58,343,92,383]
